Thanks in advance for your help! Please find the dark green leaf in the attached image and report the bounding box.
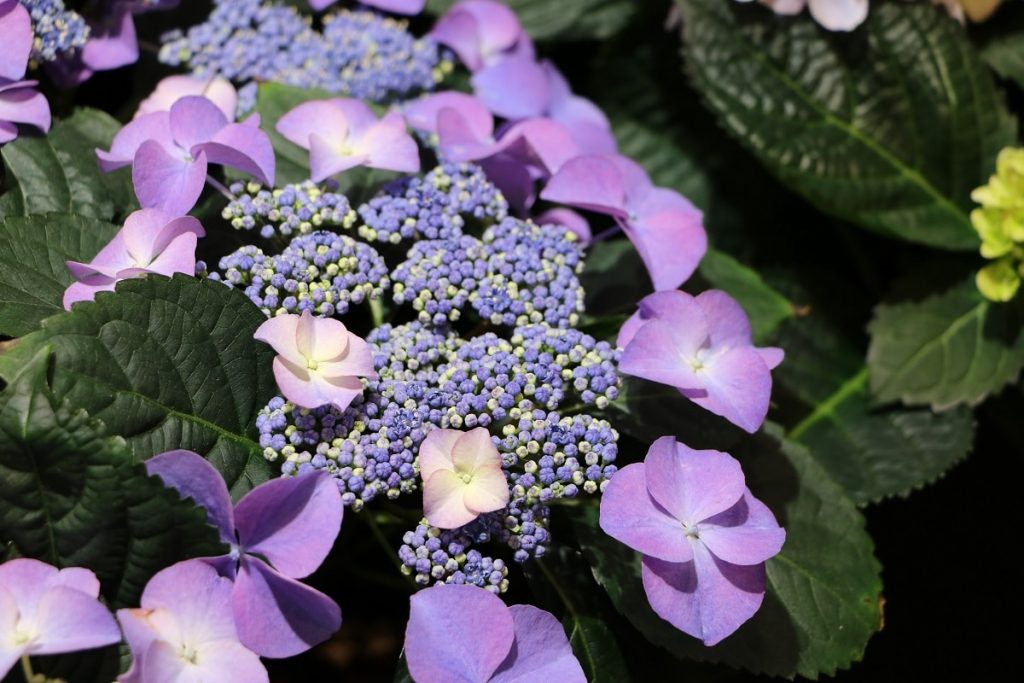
[580,239,650,316]
[0,214,120,337]
[0,275,277,496]
[697,249,794,343]
[867,277,1024,410]
[0,346,224,608]
[575,424,882,678]
[975,2,1024,89]
[0,109,136,221]
[426,0,637,41]
[677,0,1015,250]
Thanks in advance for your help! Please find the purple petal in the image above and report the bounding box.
[136,75,237,121]
[641,542,766,646]
[97,112,173,172]
[0,558,58,607]
[30,587,121,655]
[139,560,238,642]
[115,608,158,683]
[1,587,24,677]
[491,605,586,683]
[0,120,17,143]
[143,639,269,683]
[437,107,496,161]
[458,0,522,58]
[598,463,693,562]
[695,290,753,349]
[616,290,694,348]
[81,9,138,71]
[169,95,228,150]
[405,584,514,683]
[758,347,785,370]
[131,141,207,215]
[542,61,616,155]
[691,346,773,434]
[618,316,709,389]
[276,100,349,150]
[624,190,707,291]
[405,91,492,138]
[233,557,341,658]
[644,437,746,526]
[62,280,117,309]
[235,472,343,578]
[494,118,579,177]
[699,491,786,566]
[535,208,591,243]
[431,8,485,70]
[310,132,367,182]
[145,450,235,543]
[0,0,31,81]
[197,121,276,184]
[481,154,536,212]
[0,82,52,134]
[359,113,420,173]
[308,0,337,9]
[361,0,425,13]
[540,155,629,217]
[472,55,550,120]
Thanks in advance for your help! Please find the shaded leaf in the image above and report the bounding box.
[677,0,1015,250]
[697,249,794,343]
[976,3,1024,89]
[0,275,277,497]
[0,346,224,608]
[0,214,120,338]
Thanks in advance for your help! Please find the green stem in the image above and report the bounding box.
[369,298,385,328]
[20,656,34,683]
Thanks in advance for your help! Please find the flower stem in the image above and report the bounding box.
[20,655,34,683]
[369,298,385,328]
[206,175,236,201]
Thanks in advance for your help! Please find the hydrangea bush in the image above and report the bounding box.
[1,0,1021,680]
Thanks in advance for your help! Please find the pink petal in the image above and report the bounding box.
[143,638,268,683]
[131,141,207,215]
[418,428,462,481]
[234,471,343,579]
[495,118,579,177]
[272,358,365,411]
[319,331,377,377]
[233,557,341,658]
[63,280,117,309]
[0,0,31,81]
[97,112,174,172]
[140,560,238,644]
[641,543,766,646]
[115,608,158,683]
[698,492,786,566]
[358,113,421,173]
[0,120,17,143]
[618,316,710,389]
[472,55,550,120]
[276,100,350,150]
[139,232,198,276]
[197,121,276,185]
[491,605,586,683]
[423,469,477,529]
[253,314,305,366]
[30,586,121,656]
[695,290,753,349]
[405,584,515,683]
[0,558,58,608]
[404,92,492,137]
[808,0,869,31]
[430,8,485,71]
[459,0,522,58]
[540,155,629,216]
[309,132,366,183]
[437,107,497,162]
[615,290,694,348]
[625,191,707,291]
[361,0,426,13]
[758,347,785,370]
[692,346,773,434]
[47,567,101,597]
[644,437,746,526]
[451,426,500,472]
[0,587,24,678]
[136,75,237,121]
[462,465,510,515]
[169,95,228,150]
[599,463,693,562]
[145,450,235,543]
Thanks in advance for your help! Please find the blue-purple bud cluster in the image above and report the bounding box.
[159,0,446,106]
[210,230,389,317]
[398,518,509,593]
[391,217,586,328]
[357,163,508,245]
[19,0,89,63]
[223,180,356,239]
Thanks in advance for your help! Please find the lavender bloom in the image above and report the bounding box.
[146,450,343,658]
[311,0,426,13]
[63,209,205,309]
[117,560,268,683]
[542,153,707,291]
[97,95,275,215]
[0,559,121,679]
[223,180,356,238]
[618,290,784,433]
[16,0,88,63]
[405,584,586,683]
[0,0,50,143]
[213,230,389,317]
[600,437,785,646]
[277,98,420,182]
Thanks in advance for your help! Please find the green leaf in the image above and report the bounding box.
[697,249,794,343]
[0,213,120,338]
[0,109,136,220]
[0,346,224,608]
[575,425,882,678]
[0,275,277,496]
[426,0,636,41]
[867,277,1024,410]
[976,3,1024,90]
[677,0,1015,250]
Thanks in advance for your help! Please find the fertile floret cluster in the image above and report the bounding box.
[159,0,446,106]
[398,518,509,593]
[357,162,508,244]
[391,217,585,328]
[223,180,357,239]
[20,0,88,62]
[210,231,389,317]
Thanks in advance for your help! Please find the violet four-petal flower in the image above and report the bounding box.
[404,584,586,683]
[117,560,268,683]
[97,95,275,215]
[617,290,784,433]
[0,559,121,679]
[145,450,344,659]
[541,153,707,291]
[63,208,205,309]
[599,437,785,646]
[0,0,51,144]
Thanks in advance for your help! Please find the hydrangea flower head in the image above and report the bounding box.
[136,74,238,121]
[420,427,510,529]
[404,584,586,683]
[600,437,785,646]
[971,147,1024,301]
[63,208,205,309]
[146,450,343,658]
[618,290,783,433]
[97,95,275,215]
[541,153,707,291]
[254,310,377,411]
[736,0,868,31]
[117,560,268,683]
[0,0,51,144]
[277,98,420,182]
[0,558,121,679]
